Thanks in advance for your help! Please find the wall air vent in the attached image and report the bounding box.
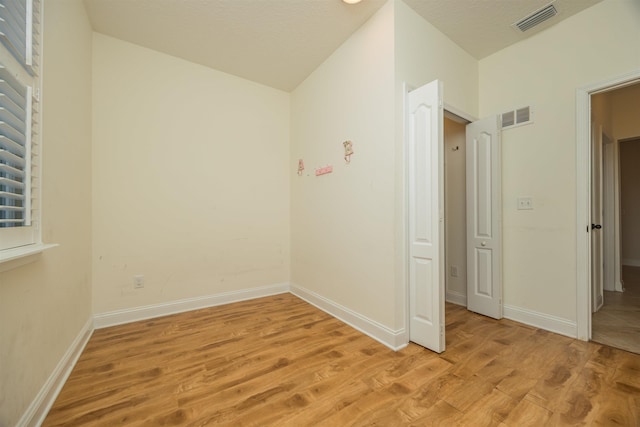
[513,3,557,32]
[501,106,533,130]
[516,107,530,123]
[501,111,515,128]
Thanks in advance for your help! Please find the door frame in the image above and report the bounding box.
[576,69,640,340]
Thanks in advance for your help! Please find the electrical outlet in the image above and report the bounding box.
[133,275,145,289]
[450,266,458,277]
[517,197,533,210]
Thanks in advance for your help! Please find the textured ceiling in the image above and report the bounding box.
[83,0,603,92]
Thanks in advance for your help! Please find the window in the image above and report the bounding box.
[0,0,41,252]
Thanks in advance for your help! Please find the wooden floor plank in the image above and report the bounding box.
[44,295,640,426]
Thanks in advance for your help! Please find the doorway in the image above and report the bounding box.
[444,113,469,307]
[576,71,640,351]
[592,134,640,354]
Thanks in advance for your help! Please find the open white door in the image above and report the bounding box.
[466,116,502,319]
[407,80,445,353]
[591,123,604,312]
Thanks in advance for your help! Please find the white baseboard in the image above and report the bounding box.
[622,258,640,267]
[93,283,290,329]
[503,304,576,338]
[290,284,407,351]
[445,290,467,307]
[17,317,93,427]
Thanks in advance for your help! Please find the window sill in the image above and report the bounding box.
[0,243,59,273]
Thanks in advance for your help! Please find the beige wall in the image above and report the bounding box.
[591,92,612,137]
[92,34,290,314]
[394,1,479,118]
[613,83,640,265]
[620,140,640,265]
[290,1,397,328]
[0,1,93,425]
[479,0,640,321]
[611,83,640,142]
[444,117,467,301]
[290,0,481,332]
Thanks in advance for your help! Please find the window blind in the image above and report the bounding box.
[0,65,30,228]
[0,0,32,68]
[0,0,39,250]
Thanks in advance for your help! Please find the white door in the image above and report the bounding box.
[591,123,604,312]
[407,80,445,353]
[466,116,502,319]
[602,134,615,292]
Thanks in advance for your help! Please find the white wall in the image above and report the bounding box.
[393,0,479,328]
[290,1,398,329]
[0,1,93,425]
[92,34,290,314]
[479,0,640,323]
[444,117,467,303]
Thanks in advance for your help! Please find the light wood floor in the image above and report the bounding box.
[45,294,640,426]
[593,266,640,354]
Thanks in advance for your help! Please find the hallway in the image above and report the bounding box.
[592,266,640,354]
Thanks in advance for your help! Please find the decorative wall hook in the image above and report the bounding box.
[343,140,354,164]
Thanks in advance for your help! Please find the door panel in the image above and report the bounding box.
[475,248,493,296]
[466,116,502,319]
[408,80,445,353]
[475,133,493,238]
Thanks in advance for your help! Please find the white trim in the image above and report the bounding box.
[93,283,290,329]
[576,84,591,341]
[576,69,640,341]
[622,259,640,267]
[444,102,477,123]
[445,290,467,307]
[0,243,58,272]
[504,304,576,339]
[290,284,407,351]
[403,82,411,352]
[17,317,93,427]
[602,135,616,292]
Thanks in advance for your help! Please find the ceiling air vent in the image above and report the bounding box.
[501,106,533,130]
[513,3,557,32]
